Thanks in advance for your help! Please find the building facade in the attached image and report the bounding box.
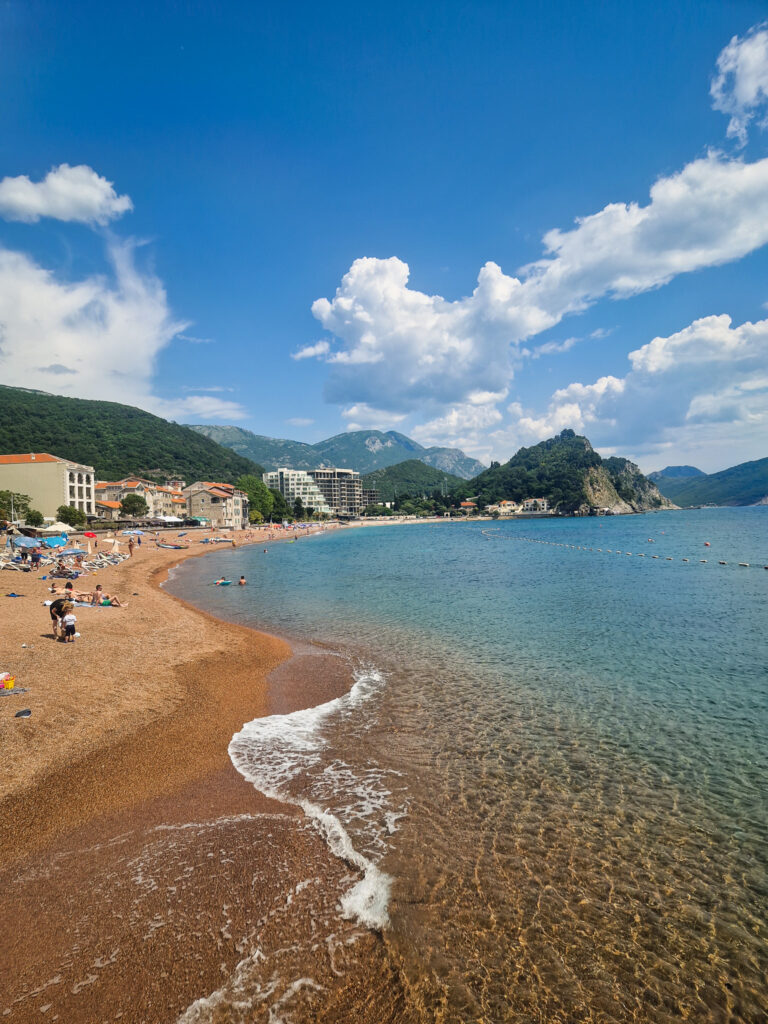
[183,482,249,528]
[307,468,362,516]
[0,453,96,519]
[262,469,331,517]
[521,497,550,512]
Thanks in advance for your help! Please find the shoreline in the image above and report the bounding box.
[0,526,404,1022]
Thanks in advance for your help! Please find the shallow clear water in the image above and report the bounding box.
[168,509,768,1022]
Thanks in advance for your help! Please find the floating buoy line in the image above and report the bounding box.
[480,529,766,571]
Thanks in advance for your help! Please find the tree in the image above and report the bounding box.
[305,506,315,519]
[57,504,87,528]
[25,509,44,527]
[269,488,291,522]
[120,494,149,517]
[0,490,32,521]
[293,496,305,519]
[236,475,274,522]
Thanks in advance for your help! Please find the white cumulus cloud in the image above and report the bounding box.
[0,164,133,225]
[0,239,246,421]
[341,403,407,431]
[711,23,768,145]
[497,314,768,471]
[310,152,768,423]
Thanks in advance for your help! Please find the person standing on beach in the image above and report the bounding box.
[49,596,69,638]
[128,537,135,557]
[61,604,77,643]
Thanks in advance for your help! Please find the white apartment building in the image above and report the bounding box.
[0,453,96,518]
[486,499,520,516]
[262,469,331,516]
[521,497,550,512]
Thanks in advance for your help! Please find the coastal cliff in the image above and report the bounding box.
[464,431,675,514]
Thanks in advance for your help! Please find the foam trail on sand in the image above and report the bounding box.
[228,665,393,931]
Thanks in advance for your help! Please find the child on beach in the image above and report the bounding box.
[61,604,77,642]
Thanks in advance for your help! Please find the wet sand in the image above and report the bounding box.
[0,531,408,1022]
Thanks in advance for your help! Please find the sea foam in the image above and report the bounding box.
[228,664,394,931]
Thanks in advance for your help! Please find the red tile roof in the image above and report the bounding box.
[0,453,60,464]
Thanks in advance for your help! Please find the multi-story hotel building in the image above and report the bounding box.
[262,469,331,517]
[0,453,96,519]
[308,467,363,516]
[264,467,375,517]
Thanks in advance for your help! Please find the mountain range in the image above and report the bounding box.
[187,425,486,479]
[650,458,768,507]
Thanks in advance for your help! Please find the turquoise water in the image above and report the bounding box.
[169,509,767,1022]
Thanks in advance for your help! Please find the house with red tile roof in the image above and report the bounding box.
[0,452,96,519]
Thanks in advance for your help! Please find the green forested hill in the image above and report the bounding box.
[188,424,486,478]
[0,386,263,483]
[461,430,670,513]
[652,457,768,506]
[362,460,465,502]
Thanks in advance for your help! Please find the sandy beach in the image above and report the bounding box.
[0,529,408,1023]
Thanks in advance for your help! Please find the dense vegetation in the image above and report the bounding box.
[0,386,264,483]
[362,460,464,502]
[188,424,486,478]
[458,431,664,513]
[461,431,603,511]
[652,456,768,507]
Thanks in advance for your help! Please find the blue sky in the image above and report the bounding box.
[1,1,768,472]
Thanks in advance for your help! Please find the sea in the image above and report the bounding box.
[165,508,767,1023]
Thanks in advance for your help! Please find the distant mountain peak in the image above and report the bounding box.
[648,465,705,480]
[187,424,486,479]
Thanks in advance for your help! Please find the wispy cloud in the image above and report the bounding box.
[291,339,330,360]
[176,333,216,344]
[286,417,314,426]
[711,22,768,145]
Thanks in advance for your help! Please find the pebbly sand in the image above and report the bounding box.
[0,531,410,1023]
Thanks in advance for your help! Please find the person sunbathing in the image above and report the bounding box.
[49,581,91,601]
[90,584,124,607]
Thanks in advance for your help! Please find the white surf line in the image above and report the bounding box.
[227,666,392,933]
[480,530,765,570]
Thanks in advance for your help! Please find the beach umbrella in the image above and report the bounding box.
[12,536,39,548]
[84,531,96,538]
[121,529,145,535]
[42,522,71,533]
[42,536,68,549]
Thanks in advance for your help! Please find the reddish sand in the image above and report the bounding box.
[0,530,409,1023]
